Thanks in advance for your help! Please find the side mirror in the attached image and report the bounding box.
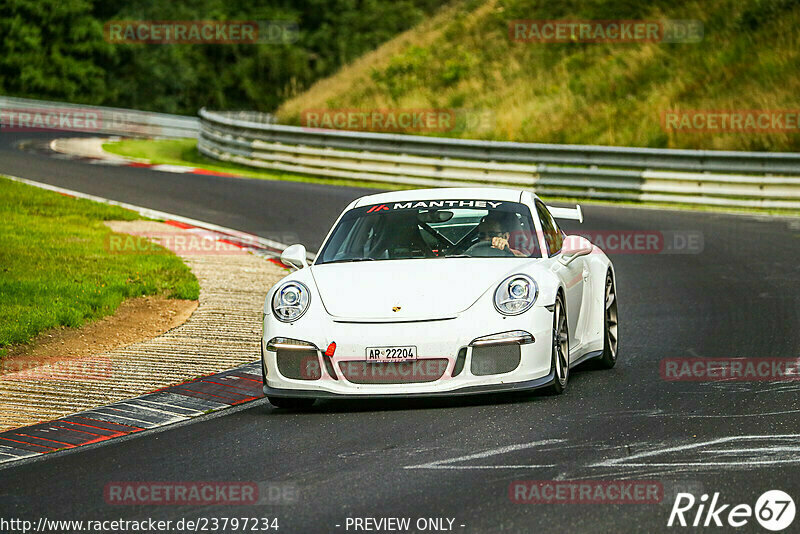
[281,244,308,270]
[559,235,593,265]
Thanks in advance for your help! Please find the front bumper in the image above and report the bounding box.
[262,306,556,398]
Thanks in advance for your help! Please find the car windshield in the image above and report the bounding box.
[316,200,541,263]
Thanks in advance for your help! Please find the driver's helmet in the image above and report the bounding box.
[478,211,517,238]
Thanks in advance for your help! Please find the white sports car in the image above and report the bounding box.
[261,188,618,408]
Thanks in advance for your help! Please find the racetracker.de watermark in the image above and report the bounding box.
[105,232,249,256]
[301,357,451,382]
[509,20,703,43]
[510,480,663,504]
[300,108,495,134]
[562,230,704,255]
[661,110,800,133]
[104,482,298,505]
[1,357,112,381]
[104,20,298,44]
[660,358,800,381]
[0,108,102,132]
[302,109,455,133]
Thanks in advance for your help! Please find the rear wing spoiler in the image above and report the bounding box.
[546,204,583,223]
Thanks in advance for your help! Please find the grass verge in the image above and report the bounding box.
[0,176,200,353]
[275,0,800,152]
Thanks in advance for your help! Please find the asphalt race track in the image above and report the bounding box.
[1,132,799,533]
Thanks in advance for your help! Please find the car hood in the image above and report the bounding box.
[310,259,533,320]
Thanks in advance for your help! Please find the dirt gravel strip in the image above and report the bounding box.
[0,219,288,439]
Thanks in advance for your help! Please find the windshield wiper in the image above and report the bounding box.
[325,257,377,264]
[442,254,472,258]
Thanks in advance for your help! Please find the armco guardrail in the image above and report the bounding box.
[1,96,198,138]
[197,108,800,209]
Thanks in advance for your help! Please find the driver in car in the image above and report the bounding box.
[477,213,528,257]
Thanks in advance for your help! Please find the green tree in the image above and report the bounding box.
[0,0,111,102]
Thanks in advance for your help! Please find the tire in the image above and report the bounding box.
[268,396,316,409]
[544,293,569,395]
[597,270,619,369]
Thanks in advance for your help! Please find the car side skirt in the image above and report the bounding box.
[569,349,604,369]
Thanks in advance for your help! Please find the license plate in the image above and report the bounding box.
[365,345,417,363]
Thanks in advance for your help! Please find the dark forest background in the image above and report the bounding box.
[0,0,443,114]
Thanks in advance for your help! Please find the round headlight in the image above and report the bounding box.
[272,281,311,322]
[494,274,538,315]
[281,286,300,306]
[509,279,529,299]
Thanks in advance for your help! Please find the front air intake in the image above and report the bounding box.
[276,349,322,380]
[470,345,521,376]
[339,359,449,384]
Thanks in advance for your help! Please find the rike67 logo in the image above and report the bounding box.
[668,490,795,531]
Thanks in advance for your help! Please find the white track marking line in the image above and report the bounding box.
[150,164,196,173]
[607,460,800,467]
[404,439,565,470]
[699,446,800,454]
[589,434,800,468]
[407,465,558,470]
[683,409,800,417]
